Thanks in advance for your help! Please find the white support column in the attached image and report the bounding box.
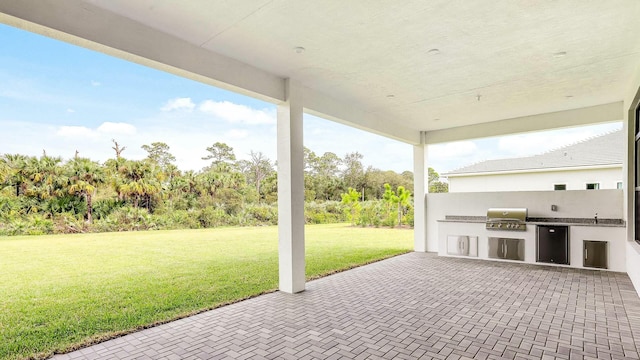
[413,133,428,252]
[277,79,305,294]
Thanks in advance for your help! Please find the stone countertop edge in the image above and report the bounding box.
[438,215,626,227]
[527,221,625,228]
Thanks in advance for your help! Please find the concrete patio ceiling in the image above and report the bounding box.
[1,1,639,143]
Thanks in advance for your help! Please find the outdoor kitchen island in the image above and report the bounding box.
[427,189,627,272]
[437,215,626,271]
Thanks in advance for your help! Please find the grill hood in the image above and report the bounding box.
[486,208,527,222]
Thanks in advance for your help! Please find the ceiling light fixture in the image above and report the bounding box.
[386,94,395,98]
[294,46,305,54]
[553,51,567,58]
[427,48,440,55]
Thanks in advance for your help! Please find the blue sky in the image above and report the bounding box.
[0,24,622,174]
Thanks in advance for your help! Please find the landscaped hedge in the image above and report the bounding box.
[0,199,414,236]
[0,201,333,235]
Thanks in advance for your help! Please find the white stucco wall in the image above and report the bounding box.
[448,167,622,192]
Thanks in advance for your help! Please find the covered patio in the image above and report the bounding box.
[2,0,640,294]
[3,1,640,359]
[53,253,640,359]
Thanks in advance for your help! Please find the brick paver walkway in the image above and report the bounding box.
[53,253,640,360]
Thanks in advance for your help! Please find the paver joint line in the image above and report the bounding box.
[51,253,640,360]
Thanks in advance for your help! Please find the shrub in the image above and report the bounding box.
[358,201,384,227]
[26,215,54,235]
[3,219,28,236]
[52,213,87,234]
[164,209,201,229]
[91,216,119,233]
[382,214,397,228]
[0,196,20,218]
[43,195,86,218]
[404,203,414,226]
[0,214,56,236]
[304,201,346,224]
[197,206,229,228]
[241,203,278,225]
[95,207,158,232]
[92,199,126,220]
[218,189,244,216]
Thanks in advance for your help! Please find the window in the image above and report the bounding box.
[586,183,600,190]
[617,181,623,189]
[554,184,566,191]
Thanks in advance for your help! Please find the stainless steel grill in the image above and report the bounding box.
[486,208,527,231]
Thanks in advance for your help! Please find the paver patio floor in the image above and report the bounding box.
[53,252,640,360]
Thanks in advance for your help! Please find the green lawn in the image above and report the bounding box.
[0,224,412,360]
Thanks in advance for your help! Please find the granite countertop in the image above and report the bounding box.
[438,215,626,227]
[438,216,485,223]
[527,217,625,227]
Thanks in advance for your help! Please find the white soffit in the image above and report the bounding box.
[1,0,640,144]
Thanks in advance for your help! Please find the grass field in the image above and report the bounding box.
[0,224,412,360]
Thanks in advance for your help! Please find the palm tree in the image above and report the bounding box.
[0,154,29,197]
[118,160,161,210]
[197,170,225,201]
[341,187,361,226]
[25,155,65,201]
[67,158,104,223]
[394,186,411,226]
[183,170,198,195]
[0,158,7,185]
[382,183,395,221]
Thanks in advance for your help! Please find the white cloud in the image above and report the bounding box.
[66,108,75,113]
[497,123,623,157]
[199,100,275,125]
[97,122,137,135]
[429,141,478,159]
[56,126,96,138]
[301,115,414,172]
[497,134,549,157]
[55,122,136,141]
[161,97,195,112]
[224,129,249,139]
[91,80,101,87]
[497,133,581,157]
[428,122,624,173]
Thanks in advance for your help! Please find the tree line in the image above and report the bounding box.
[0,140,448,235]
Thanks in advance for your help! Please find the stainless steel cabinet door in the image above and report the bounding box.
[584,241,607,269]
[447,235,477,257]
[488,237,525,261]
